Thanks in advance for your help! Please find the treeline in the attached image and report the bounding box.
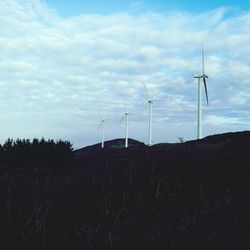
[0,138,74,171]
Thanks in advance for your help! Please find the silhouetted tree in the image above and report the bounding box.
[0,138,74,171]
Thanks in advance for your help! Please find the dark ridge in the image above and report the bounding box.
[74,138,145,157]
[186,130,250,145]
[75,130,250,159]
[153,130,250,146]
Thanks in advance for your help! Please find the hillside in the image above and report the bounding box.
[1,131,250,249]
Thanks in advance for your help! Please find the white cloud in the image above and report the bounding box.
[204,115,249,126]
[0,1,249,147]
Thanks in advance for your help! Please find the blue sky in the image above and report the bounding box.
[0,0,249,148]
[45,0,250,16]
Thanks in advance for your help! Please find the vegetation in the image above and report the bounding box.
[0,132,249,249]
[177,136,185,143]
[0,138,74,171]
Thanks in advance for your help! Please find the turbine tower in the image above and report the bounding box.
[194,43,209,139]
[120,110,129,148]
[98,112,105,148]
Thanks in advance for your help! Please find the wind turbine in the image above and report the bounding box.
[143,83,165,146]
[120,109,129,148]
[98,112,105,148]
[194,43,209,139]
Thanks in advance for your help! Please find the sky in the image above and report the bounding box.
[0,0,250,149]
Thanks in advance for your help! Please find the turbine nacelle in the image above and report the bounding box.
[120,113,128,123]
[194,74,208,79]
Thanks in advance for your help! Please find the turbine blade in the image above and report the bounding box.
[143,82,150,101]
[98,122,102,130]
[120,115,125,123]
[99,112,103,121]
[203,77,209,105]
[152,99,167,102]
[202,41,205,75]
[140,102,148,116]
[123,104,127,113]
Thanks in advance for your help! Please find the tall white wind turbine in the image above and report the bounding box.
[143,83,165,146]
[120,109,129,148]
[98,112,105,148]
[194,43,209,139]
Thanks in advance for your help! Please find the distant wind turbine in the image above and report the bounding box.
[194,43,209,139]
[120,108,129,148]
[143,83,166,146]
[98,112,105,148]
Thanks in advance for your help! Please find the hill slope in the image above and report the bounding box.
[1,131,250,250]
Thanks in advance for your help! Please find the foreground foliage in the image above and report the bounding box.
[0,132,250,249]
[0,138,74,171]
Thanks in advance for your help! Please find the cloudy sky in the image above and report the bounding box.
[0,0,250,148]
